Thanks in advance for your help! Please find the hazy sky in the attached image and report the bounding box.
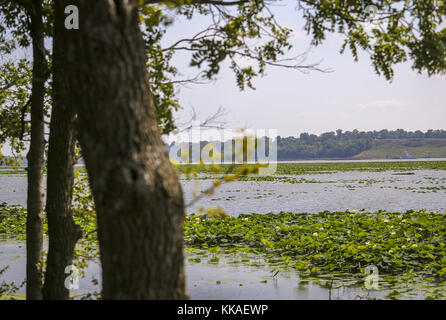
[164,2,446,139]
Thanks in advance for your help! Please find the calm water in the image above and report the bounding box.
[183,170,446,215]
[0,237,425,300]
[1,165,446,299]
[1,170,446,214]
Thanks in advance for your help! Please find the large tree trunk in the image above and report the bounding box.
[42,0,83,300]
[63,0,186,299]
[26,0,46,300]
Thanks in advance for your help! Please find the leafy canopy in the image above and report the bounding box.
[298,0,446,79]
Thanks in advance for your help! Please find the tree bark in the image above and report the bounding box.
[26,0,46,300]
[42,0,83,300]
[63,0,186,299]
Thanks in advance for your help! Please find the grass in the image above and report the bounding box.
[354,139,446,159]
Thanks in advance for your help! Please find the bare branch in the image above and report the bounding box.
[144,0,251,7]
[175,105,229,132]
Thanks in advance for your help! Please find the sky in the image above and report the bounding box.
[162,2,446,140]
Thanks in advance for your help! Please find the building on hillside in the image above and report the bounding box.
[402,151,416,159]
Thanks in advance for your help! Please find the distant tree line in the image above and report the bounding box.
[277,129,446,160]
[169,129,446,162]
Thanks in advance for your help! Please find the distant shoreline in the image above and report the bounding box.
[2,157,446,172]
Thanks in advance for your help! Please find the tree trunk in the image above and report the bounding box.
[26,0,46,300]
[63,0,186,299]
[42,0,83,300]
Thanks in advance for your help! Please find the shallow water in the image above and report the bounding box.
[183,170,446,215]
[1,168,446,299]
[2,170,446,215]
[0,238,428,300]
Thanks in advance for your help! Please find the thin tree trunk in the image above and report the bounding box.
[63,0,186,299]
[42,0,83,300]
[26,0,46,300]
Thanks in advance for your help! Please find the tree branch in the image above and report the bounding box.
[144,0,251,6]
[20,97,31,141]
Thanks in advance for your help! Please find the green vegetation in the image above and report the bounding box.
[0,169,26,175]
[280,138,446,161]
[184,210,446,299]
[179,161,446,176]
[0,266,24,300]
[278,131,446,160]
[0,166,85,175]
[2,201,446,299]
[184,210,446,277]
[2,160,446,176]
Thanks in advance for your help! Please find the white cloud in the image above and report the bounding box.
[356,99,410,110]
